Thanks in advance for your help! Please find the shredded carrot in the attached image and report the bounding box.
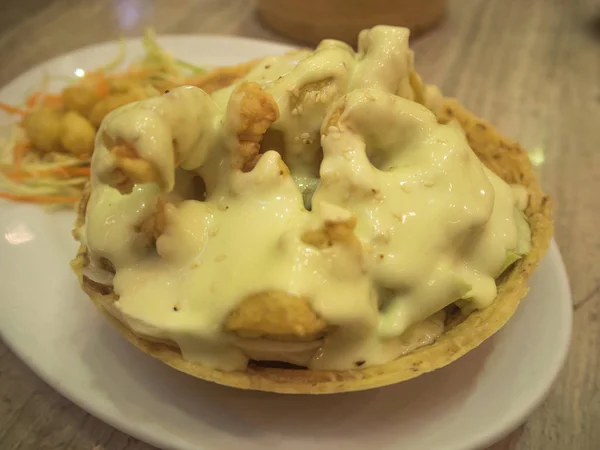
[12,143,31,169]
[3,166,90,180]
[4,171,33,180]
[84,72,110,97]
[26,92,42,109]
[0,192,79,204]
[0,102,27,116]
[66,167,91,177]
[4,172,25,180]
[41,94,63,107]
[53,166,70,178]
[96,76,110,97]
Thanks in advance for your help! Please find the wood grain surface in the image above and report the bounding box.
[1,0,599,449]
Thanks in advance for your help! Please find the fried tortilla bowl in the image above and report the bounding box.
[71,94,552,394]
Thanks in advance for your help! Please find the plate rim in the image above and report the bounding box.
[0,33,294,96]
[453,240,573,450]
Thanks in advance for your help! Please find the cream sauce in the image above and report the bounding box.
[81,26,531,371]
[212,26,440,182]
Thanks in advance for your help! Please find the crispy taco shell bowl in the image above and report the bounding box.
[71,95,552,394]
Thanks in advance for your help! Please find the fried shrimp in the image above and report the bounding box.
[210,26,442,183]
[84,83,285,269]
[302,216,362,253]
[224,291,328,341]
[104,144,163,193]
[62,80,102,117]
[89,92,145,128]
[225,82,280,172]
[22,107,63,153]
[60,111,96,155]
[94,86,220,194]
[95,82,280,195]
[136,196,168,244]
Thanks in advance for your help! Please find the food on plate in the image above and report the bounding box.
[0,30,257,205]
[71,26,552,393]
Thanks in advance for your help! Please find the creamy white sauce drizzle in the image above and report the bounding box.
[81,26,530,371]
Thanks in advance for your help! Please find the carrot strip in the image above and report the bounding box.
[0,192,79,203]
[97,79,110,96]
[55,166,70,178]
[4,165,90,180]
[93,73,110,97]
[4,172,30,180]
[41,94,63,107]
[26,92,42,109]
[0,102,27,116]
[13,143,31,169]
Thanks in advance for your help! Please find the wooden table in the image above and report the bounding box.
[1,0,599,449]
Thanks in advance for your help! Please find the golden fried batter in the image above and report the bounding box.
[22,107,63,153]
[321,103,345,134]
[302,216,362,252]
[227,82,280,172]
[289,78,336,111]
[104,144,162,193]
[136,196,168,245]
[89,93,144,128]
[74,182,91,230]
[224,291,328,341]
[63,81,101,117]
[60,111,96,155]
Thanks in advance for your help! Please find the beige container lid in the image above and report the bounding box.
[257,0,447,46]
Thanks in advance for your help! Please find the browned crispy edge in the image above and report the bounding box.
[70,98,553,394]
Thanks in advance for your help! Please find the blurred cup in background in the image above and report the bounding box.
[257,0,447,46]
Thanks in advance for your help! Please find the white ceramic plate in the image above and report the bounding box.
[0,36,572,450]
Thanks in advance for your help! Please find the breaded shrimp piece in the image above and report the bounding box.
[73,181,91,232]
[224,82,279,172]
[136,196,168,244]
[88,92,146,128]
[301,216,361,252]
[104,144,163,193]
[95,86,220,193]
[60,111,96,155]
[63,80,101,117]
[22,107,63,153]
[224,291,328,341]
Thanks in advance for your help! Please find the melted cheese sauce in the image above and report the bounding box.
[80,26,530,371]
